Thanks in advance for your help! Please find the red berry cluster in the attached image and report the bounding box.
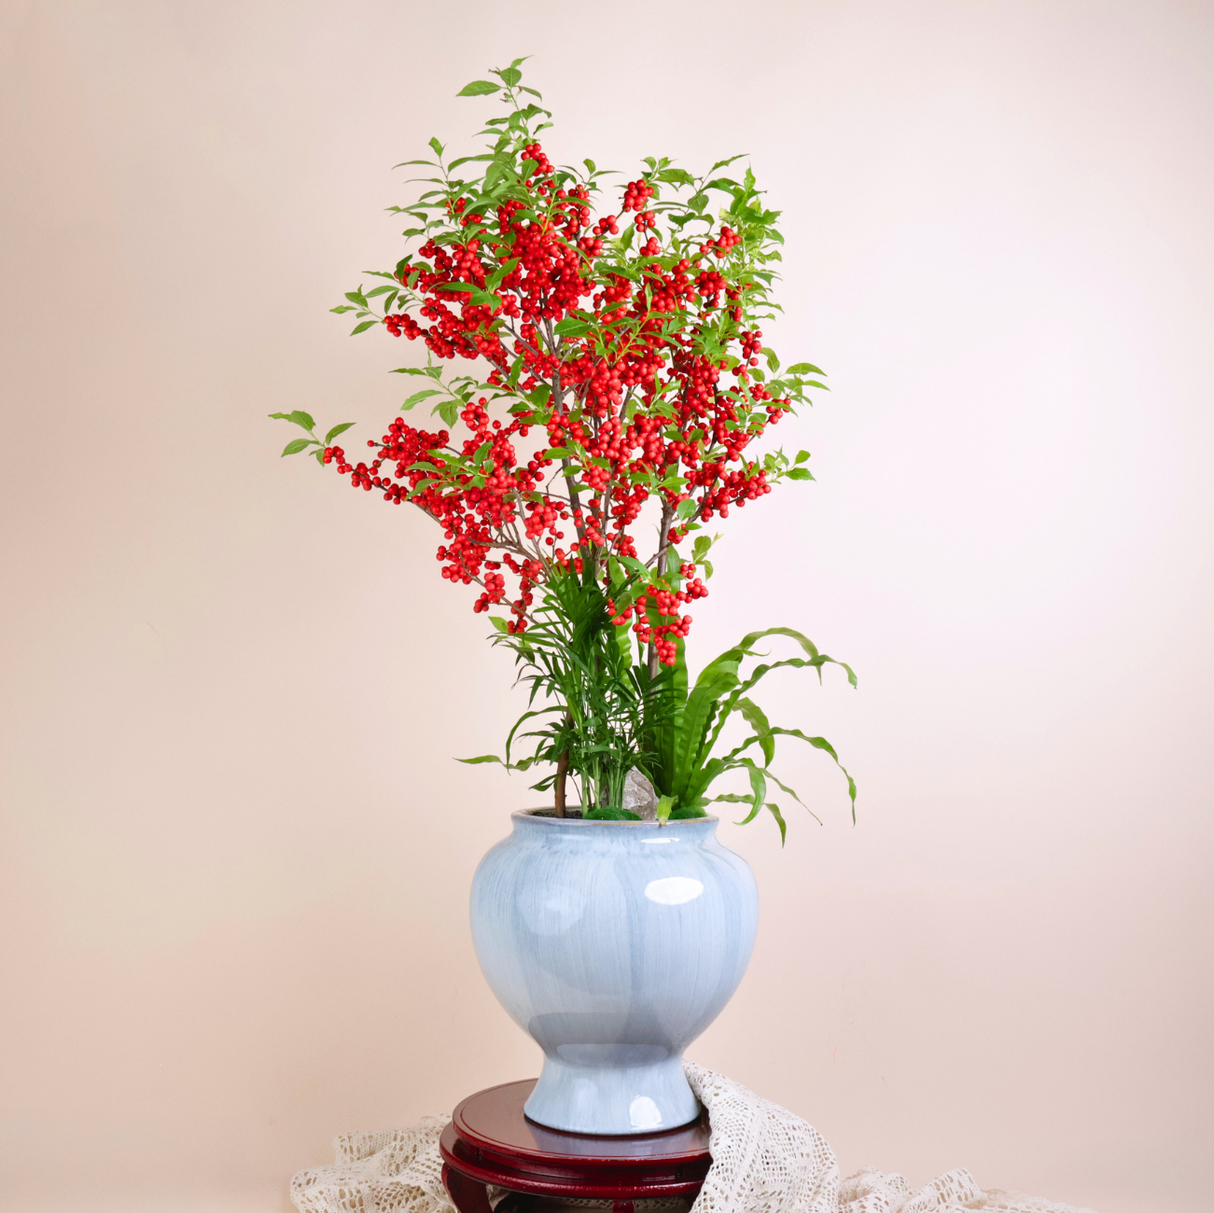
[622,179,655,212]
[329,141,800,661]
[703,225,742,258]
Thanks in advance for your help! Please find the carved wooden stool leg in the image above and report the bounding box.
[442,1163,495,1213]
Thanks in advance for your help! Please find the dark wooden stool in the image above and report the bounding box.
[440,1079,712,1213]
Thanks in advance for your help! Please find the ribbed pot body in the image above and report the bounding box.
[469,810,758,1135]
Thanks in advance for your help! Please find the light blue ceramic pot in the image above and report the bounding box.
[469,810,758,1135]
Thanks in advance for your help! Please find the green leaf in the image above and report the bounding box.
[766,801,788,845]
[737,625,816,662]
[324,422,355,444]
[485,257,520,290]
[457,754,507,765]
[673,658,742,802]
[734,759,767,826]
[448,153,496,170]
[457,80,501,97]
[766,728,857,820]
[351,320,378,335]
[655,795,675,825]
[736,697,775,766]
[786,467,813,481]
[281,438,312,456]
[497,66,522,87]
[268,410,316,432]
[795,450,810,464]
[786,362,825,376]
[402,388,444,411]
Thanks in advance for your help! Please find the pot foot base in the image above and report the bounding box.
[523,1054,699,1135]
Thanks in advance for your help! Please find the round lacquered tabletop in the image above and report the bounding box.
[451,1078,711,1166]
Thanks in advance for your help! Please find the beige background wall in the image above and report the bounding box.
[2,1,1211,1210]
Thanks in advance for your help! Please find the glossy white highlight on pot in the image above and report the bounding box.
[645,876,705,905]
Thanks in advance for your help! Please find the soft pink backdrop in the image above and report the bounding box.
[2,2,1211,1210]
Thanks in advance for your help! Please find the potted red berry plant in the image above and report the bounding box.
[274,59,857,1135]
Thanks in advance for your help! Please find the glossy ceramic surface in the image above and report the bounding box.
[469,811,758,1135]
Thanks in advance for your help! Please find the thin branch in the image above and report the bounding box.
[647,497,675,678]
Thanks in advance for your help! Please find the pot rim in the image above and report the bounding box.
[515,807,720,825]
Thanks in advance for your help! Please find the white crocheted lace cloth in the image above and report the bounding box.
[290,1063,1096,1213]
